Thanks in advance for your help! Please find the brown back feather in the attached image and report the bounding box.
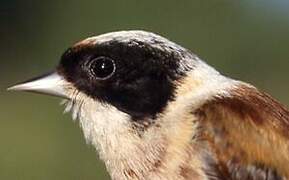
[196,83,289,179]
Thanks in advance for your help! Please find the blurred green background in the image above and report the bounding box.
[1,0,289,179]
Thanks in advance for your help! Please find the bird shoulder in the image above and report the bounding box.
[195,83,289,179]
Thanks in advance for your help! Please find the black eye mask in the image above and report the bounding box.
[57,37,195,120]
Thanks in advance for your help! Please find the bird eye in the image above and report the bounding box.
[87,56,116,80]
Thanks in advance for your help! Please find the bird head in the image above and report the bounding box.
[8,30,201,123]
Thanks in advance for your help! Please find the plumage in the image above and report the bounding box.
[196,83,289,179]
[8,30,289,180]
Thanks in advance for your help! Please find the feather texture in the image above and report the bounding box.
[196,83,289,179]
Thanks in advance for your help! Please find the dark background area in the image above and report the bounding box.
[1,0,289,179]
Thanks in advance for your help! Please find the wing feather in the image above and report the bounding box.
[196,83,289,179]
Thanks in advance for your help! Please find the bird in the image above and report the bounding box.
[8,30,289,180]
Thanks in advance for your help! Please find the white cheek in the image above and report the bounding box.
[62,93,132,154]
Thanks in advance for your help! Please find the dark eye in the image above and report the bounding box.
[87,56,116,80]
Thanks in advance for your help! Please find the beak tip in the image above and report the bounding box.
[7,85,23,92]
[7,86,17,91]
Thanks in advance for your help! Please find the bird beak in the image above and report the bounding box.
[7,72,69,99]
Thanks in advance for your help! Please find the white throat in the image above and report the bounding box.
[63,95,170,179]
